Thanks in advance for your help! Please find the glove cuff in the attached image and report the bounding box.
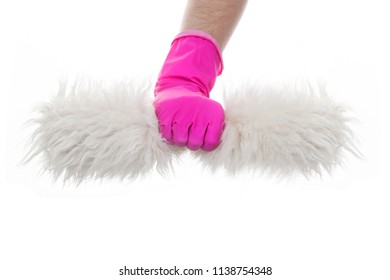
[173,29,224,75]
[154,29,224,97]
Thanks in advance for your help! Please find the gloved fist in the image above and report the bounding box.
[153,89,224,151]
[153,30,225,151]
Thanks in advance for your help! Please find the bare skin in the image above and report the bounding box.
[181,0,248,51]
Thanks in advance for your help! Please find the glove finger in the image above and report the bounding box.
[202,121,224,151]
[160,123,174,144]
[187,122,207,151]
[172,122,191,147]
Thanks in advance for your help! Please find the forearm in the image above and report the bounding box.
[181,0,248,51]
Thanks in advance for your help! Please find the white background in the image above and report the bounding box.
[1,0,389,279]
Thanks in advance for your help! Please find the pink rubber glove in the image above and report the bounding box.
[153,30,225,151]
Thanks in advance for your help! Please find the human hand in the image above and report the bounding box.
[154,89,224,151]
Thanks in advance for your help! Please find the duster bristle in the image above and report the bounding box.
[24,78,361,183]
[24,78,181,184]
[194,82,362,177]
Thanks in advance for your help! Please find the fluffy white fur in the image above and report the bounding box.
[195,82,361,177]
[24,78,181,183]
[25,78,360,182]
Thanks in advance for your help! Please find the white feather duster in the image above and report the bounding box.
[24,78,360,183]
[195,82,361,178]
[24,79,182,184]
